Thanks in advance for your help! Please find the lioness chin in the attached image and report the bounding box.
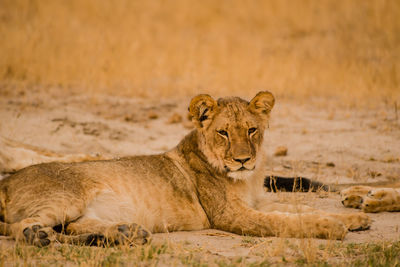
[0,91,370,247]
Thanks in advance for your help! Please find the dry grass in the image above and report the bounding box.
[1,239,399,266]
[0,0,399,102]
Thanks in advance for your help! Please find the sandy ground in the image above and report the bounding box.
[0,87,400,261]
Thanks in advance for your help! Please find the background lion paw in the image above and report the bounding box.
[340,186,372,209]
[362,188,400,213]
[341,195,364,209]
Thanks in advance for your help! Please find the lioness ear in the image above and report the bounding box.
[188,94,218,128]
[248,91,275,117]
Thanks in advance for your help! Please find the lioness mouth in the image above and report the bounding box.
[234,166,255,172]
[225,166,252,172]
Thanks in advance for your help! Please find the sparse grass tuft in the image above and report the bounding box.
[347,242,400,267]
[1,239,400,266]
[0,243,173,266]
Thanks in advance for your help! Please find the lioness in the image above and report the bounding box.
[0,92,370,247]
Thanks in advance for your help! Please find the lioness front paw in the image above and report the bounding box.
[23,224,55,247]
[335,213,371,231]
[302,216,347,240]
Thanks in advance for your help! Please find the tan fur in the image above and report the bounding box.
[0,92,371,246]
[341,186,400,213]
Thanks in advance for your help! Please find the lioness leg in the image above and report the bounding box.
[66,218,150,246]
[4,196,88,246]
[256,202,316,213]
[216,207,347,239]
[0,220,107,246]
[255,201,371,231]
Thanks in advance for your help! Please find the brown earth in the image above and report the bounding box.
[0,87,400,263]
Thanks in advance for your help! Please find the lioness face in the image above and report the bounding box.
[189,91,275,180]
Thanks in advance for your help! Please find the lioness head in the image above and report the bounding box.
[189,91,275,180]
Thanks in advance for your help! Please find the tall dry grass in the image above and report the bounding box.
[0,0,399,100]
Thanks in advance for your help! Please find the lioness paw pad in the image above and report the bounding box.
[23,224,54,247]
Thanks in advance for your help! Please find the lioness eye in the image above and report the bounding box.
[217,130,228,137]
[248,128,257,135]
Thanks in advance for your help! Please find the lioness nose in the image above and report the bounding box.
[233,157,251,164]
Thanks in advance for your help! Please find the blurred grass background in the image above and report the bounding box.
[0,0,399,101]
